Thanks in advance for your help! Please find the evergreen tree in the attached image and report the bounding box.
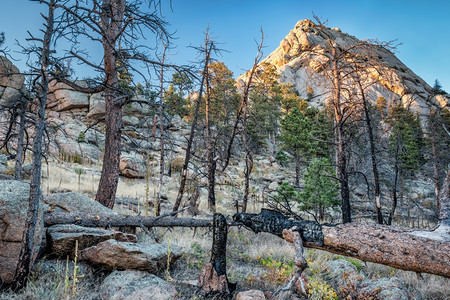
[246,63,282,149]
[279,104,333,186]
[387,105,425,224]
[298,157,339,220]
[432,79,447,95]
[388,105,424,171]
[164,84,189,116]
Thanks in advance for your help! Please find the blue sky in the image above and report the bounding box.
[1,0,449,90]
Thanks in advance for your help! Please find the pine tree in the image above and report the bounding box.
[298,157,339,220]
[387,105,425,224]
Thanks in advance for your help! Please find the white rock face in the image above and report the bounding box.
[239,19,449,116]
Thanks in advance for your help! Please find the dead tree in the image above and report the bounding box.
[12,0,56,289]
[155,44,167,217]
[198,213,231,295]
[233,208,450,278]
[354,76,383,224]
[172,32,214,212]
[221,30,264,173]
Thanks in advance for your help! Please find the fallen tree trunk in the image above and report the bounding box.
[44,209,450,278]
[233,209,450,278]
[44,212,213,228]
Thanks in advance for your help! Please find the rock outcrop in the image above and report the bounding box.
[0,180,43,285]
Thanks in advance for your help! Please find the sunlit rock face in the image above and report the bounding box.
[239,19,448,117]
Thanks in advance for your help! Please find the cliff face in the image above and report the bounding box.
[241,19,448,115]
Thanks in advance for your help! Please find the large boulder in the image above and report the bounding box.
[46,224,137,258]
[358,277,411,300]
[321,259,363,296]
[86,92,106,120]
[0,180,44,285]
[47,82,89,112]
[44,192,115,215]
[80,239,183,273]
[236,290,266,300]
[99,270,178,300]
[0,87,22,107]
[120,153,146,178]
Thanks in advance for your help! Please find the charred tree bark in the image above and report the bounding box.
[204,56,217,212]
[241,101,253,213]
[330,44,351,223]
[12,0,55,289]
[234,209,450,278]
[45,208,450,278]
[431,131,440,212]
[155,46,167,217]
[198,213,230,294]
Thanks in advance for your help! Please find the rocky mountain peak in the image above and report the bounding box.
[243,19,449,116]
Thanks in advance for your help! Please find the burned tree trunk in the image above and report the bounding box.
[14,97,27,180]
[198,213,230,295]
[234,209,450,278]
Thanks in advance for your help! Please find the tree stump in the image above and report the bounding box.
[198,213,230,295]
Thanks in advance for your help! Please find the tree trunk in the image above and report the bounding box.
[95,0,126,209]
[294,156,300,188]
[156,46,167,217]
[337,122,351,223]
[198,214,230,294]
[242,152,253,213]
[233,209,450,278]
[14,99,26,180]
[44,212,213,227]
[358,81,383,224]
[389,129,401,225]
[431,131,440,212]
[204,50,215,212]
[331,51,351,223]
[12,0,54,289]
